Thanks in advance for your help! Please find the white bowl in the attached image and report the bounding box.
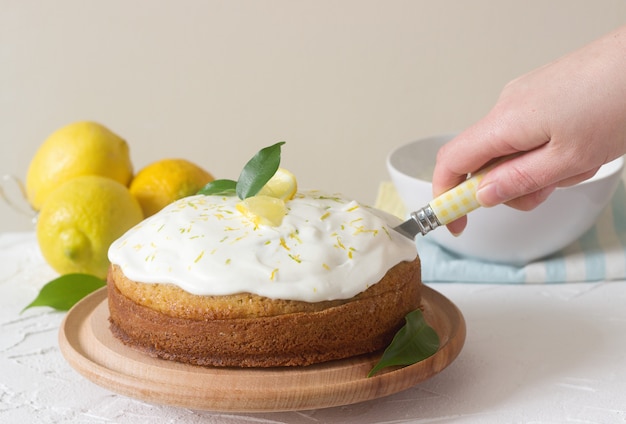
[387,134,625,265]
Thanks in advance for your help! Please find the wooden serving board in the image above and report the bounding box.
[58,285,465,412]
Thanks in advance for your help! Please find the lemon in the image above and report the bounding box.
[258,168,298,200]
[36,175,144,278]
[26,121,133,211]
[235,168,297,226]
[236,195,287,227]
[129,158,214,217]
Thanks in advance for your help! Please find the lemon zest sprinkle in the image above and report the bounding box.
[289,254,302,263]
[194,250,205,263]
[353,226,378,236]
[289,230,302,243]
[270,268,279,280]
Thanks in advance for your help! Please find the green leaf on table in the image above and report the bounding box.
[368,309,440,377]
[236,141,285,199]
[22,273,106,312]
[197,178,238,196]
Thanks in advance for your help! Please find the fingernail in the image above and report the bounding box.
[475,182,502,207]
[446,221,465,237]
[450,228,464,237]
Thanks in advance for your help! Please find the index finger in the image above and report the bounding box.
[431,106,549,197]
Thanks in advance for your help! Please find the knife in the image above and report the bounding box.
[393,165,492,240]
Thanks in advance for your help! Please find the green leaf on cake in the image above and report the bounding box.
[197,178,238,196]
[196,141,286,199]
[368,309,440,377]
[22,273,106,312]
[236,141,286,199]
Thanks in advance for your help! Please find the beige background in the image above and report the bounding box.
[1,0,625,232]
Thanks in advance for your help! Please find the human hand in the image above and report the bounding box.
[433,25,626,235]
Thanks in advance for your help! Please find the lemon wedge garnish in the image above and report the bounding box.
[236,195,287,227]
[257,168,298,200]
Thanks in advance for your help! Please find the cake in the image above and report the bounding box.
[106,189,420,367]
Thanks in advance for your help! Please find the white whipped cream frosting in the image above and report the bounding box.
[108,190,417,302]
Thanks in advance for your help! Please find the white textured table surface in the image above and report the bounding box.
[3,231,626,423]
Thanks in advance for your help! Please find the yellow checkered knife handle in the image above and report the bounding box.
[428,168,487,225]
[394,158,511,238]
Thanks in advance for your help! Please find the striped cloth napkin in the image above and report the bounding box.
[375,180,626,283]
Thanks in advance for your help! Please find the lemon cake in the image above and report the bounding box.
[106,190,420,367]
